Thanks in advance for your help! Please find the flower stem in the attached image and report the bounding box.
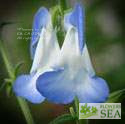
[74,97,79,118]
[0,41,15,79]
[74,97,89,124]
[0,40,35,124]
[58,0,67,12]
[74,97,80,124]
[17,97,35,124]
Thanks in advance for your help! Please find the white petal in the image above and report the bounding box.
[54,26,95,76]
[30,18,60,73]
[82,45,95,76]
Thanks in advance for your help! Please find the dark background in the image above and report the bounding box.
[0,0,125,124]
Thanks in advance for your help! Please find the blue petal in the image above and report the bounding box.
[36,67,109,104]
[36,69,75,104]
[30,7,49,59]
[76,76,109,103]
[64,3,85,53]
[13,74,45,103]
[64,12,71,30]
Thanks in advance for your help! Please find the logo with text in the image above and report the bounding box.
[79,103,121,119]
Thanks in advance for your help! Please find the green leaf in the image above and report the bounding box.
[0,22,16,39]
[64,8,72,14]
[69,107,76,118]
[0,22,15,28]
[0,82,7,91]
[49,114,75,124]
[1,77,14,92]
[59,0,67,12]
[50,5,62,28]
[50,5,65,47]
[6,83,12,97]
[4,78,13,83]
[14,61,24,76]
[106,89,125,103]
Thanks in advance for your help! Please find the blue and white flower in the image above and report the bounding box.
[36,4,109,104]
[13,7,60,103]
[13,3,109,104]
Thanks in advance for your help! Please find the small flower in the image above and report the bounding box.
[36,4,109,104]
[13,7,60,103]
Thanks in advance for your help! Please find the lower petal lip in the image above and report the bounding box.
[13,74,45,104]
[36,66,109,104]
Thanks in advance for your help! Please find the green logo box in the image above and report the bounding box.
[79,103,121,119]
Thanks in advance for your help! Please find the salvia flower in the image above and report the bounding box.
[13,7,60,103]
[13,3,109,104]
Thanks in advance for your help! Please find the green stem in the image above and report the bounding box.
[17,97,35,124]
[74,98,89,124]
[0,41,15,79]
[74,97,79,118]
[74,97,80,124]
[59,0,67,12]
[0,40,35,124]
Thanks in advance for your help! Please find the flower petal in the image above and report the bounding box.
[30,7,50,59]
[30,26,60,73]
[36,68,75,104]
[76,75,109,103]
[81,44,95,76]
[13,73,45,103]
[36,66,109,104]
[64,12,71,31]
[59,26,80,63]
[64,3,85,53]
[56,26,95,76]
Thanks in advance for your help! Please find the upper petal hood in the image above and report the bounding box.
[62,3,94,76]
[30,7,50,59]
[64,3,85,53]
[30,10,60,73]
